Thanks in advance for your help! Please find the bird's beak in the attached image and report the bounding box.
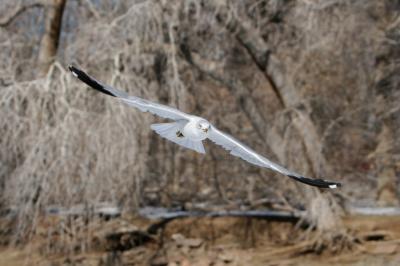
[203,128,208,133]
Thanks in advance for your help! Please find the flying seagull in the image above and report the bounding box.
[69,65,341,189]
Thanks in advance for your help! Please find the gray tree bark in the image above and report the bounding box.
[37,0,66,76]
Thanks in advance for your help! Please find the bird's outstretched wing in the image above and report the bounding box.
[208,126,341,189]
[69,66,192,121]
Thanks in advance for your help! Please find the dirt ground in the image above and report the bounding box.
[1,215,400,266]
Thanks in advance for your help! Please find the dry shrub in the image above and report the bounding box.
[1,63,149,239]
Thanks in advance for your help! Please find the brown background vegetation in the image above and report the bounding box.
[0,0,400,264]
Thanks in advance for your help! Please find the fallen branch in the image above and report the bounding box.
[46,204,122,218]
[139,206,302,221]
[347,206,400,216]
[140,207,303,234]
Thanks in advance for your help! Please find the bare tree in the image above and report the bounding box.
[37,0,67,75]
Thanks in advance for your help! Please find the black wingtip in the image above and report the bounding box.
[68,65,116,97]
[287,175,341,189]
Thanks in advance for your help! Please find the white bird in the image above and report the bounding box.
[69,66,341,189]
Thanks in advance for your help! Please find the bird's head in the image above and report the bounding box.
[197,120,211,133]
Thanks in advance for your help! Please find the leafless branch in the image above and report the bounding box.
[0,2,44,27]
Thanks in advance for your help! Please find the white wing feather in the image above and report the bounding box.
[69,66,192,121]
[208,126,290,174]
[120,97,192,120]
[208,125,341,188]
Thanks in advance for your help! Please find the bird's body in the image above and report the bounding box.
[69,65,341,189]
[182,118,210,141]
[150,118,208,154]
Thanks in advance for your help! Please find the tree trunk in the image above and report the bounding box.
[37,0,66,76]
[374,125,399,206]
